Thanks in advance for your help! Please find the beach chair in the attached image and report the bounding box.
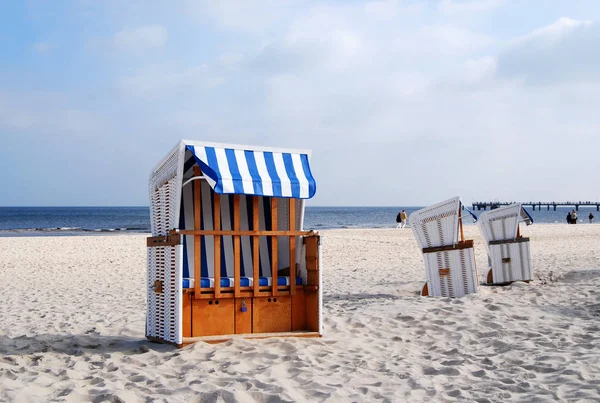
[409,197,478,297]
[146,140,322,346]
[477,204,533,285]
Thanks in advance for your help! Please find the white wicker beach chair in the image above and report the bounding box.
[410,197,478,297]
[477,204,533,285]
[146,140,322,346]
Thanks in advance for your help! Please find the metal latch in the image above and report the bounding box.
[152,280,163,293]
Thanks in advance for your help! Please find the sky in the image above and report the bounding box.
[1,0,600,207]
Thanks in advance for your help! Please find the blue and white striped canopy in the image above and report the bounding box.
[186,144,317,199]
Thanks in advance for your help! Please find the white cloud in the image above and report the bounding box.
[497,18,599,84]
[113,25,168,50]
[7,1,600,206]
[247,3,492,79]
[119,63,224,97]
[523,17,592,40]
[0,91,103,135]
[183,0,301,32]
[458,56,497,84]
[417,24,493,55]
[521,17,593,43]
[363,0,401,19]
[438,0,506,15]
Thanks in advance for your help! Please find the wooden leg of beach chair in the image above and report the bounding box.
[291,288,306,331]
[304,235,320,332]
[182,293,192,337]
[421,282,429,296]
[487,268,494,284]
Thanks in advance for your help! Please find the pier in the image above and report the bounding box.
[472,201,600,211]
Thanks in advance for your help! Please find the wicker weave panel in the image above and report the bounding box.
[146,244,182,344]
[423,247,478,297]
[149,144,180,235]
[150,177,180,236]
[489,241,532,283]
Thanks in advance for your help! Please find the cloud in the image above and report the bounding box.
[438,0,506,15]
[520,17,593,42]
[6,0,600,206]
[497,18,599,84]
[182,0,301,32]
[113,25,168,50]
[245,3,492,79]
[0,91,102,135]
[414,24,493,56]
[119,63,225,98]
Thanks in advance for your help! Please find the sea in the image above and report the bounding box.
[0,205,595,237]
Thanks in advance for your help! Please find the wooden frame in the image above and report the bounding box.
[169,184,321,344]
[171,198,314,299]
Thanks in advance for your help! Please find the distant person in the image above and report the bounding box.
[589,213,594,224]
[567,211,572,224]
[400,209,407,228]
[396,211,402,228]
[572,210,578,224]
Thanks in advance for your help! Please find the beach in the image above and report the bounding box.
[1,224,600,402]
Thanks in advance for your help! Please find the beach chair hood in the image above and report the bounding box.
[409,196,474,249]
[478,203,533,244]
[149,140,317,235]
[184,141,316,199]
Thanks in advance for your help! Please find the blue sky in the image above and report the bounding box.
[2,0,600,206]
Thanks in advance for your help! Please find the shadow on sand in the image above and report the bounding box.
[559,269,600,283]
[0,333,173,356]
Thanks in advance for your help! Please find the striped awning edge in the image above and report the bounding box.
[186,145,317,199]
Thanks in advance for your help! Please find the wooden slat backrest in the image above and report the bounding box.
[182,191,314,298]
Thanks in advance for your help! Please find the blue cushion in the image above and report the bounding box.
[182,276,303,288]
[202,278,231,288]
[258,277,304,286]
[182,278,235,288]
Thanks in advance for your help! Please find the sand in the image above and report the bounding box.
[1,224,600,402]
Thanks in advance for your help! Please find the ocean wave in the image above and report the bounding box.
[0,227,150,234]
